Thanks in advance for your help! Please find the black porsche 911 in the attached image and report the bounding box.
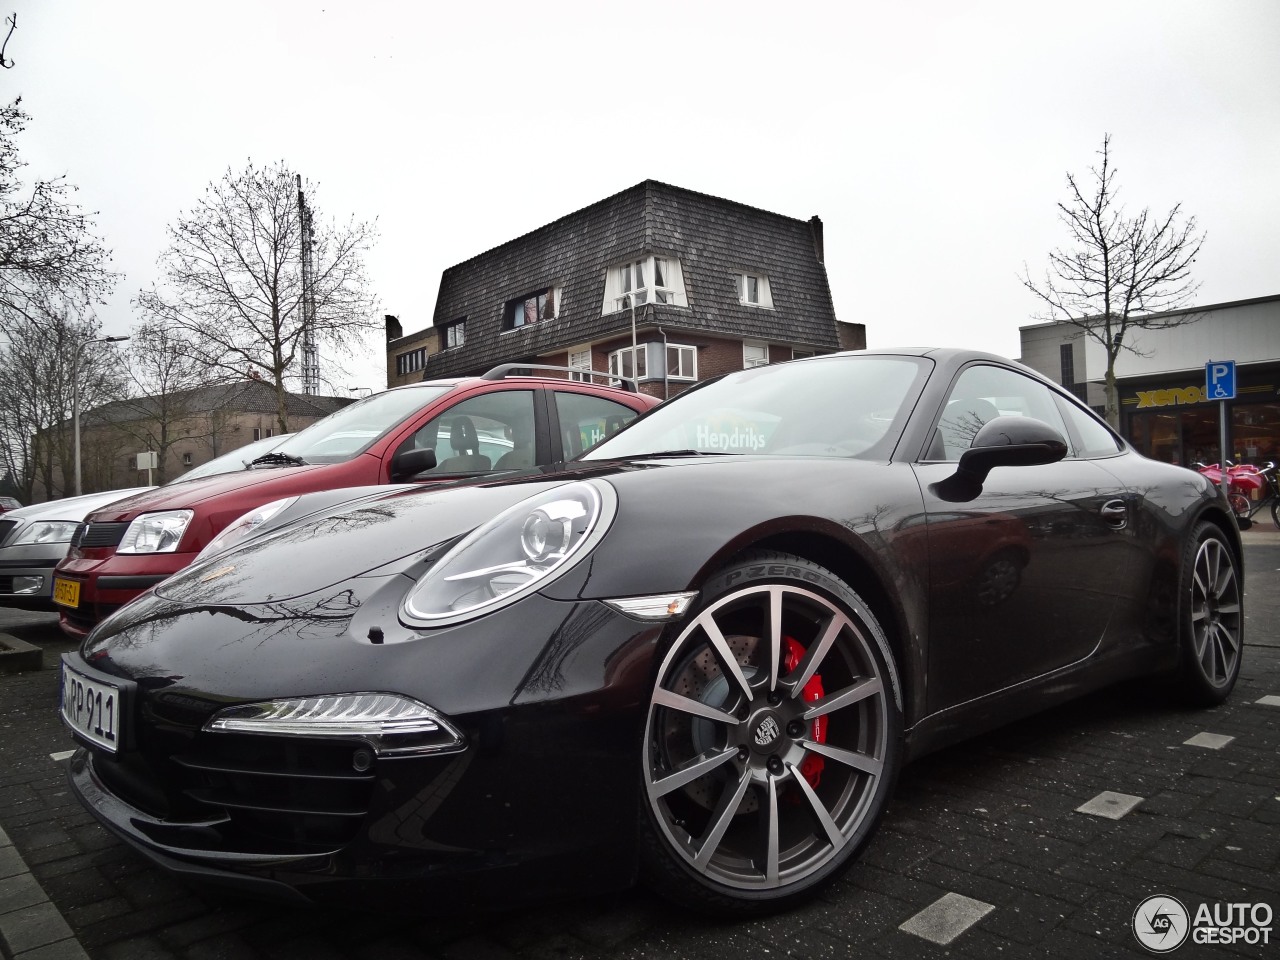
[59,348,1243,915]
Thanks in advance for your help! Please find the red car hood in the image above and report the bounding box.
[83,464,339,522]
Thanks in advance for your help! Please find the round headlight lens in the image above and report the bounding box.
[403,480,615,626]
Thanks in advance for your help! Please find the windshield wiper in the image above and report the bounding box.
[249,451,308,467]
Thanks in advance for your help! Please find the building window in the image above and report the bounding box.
[504,287,561,331]
[735,272,774,309]
[793,349,815,361]
[252,428,274,442]
[666,344,696,380]
[440,319,466,350]
[182,452,193,466]
[608,345,646,380]
[568,348,592,382]
[743,342,769,369]
[1059,343,1075,387]
[396,347,427,376]
[603,256,687,313]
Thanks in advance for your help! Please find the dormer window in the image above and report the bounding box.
[603,256,687,313]
[505,287,561,331]
[736,272,774,309]
[440,319,466,350]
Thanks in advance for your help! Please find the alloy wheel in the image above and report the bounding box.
[1188,536,1241,688]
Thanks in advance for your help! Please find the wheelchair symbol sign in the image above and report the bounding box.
[1205,361,1236,400]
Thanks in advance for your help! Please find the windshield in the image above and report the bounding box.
[583,355,929,461]
[168,435,292,484]
[267,386,452,464]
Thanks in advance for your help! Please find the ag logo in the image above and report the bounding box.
[753,715,780,747]
[1133,895,1190,953]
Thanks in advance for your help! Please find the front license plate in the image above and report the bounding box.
[60,660,122,753]
[52,577,80,608]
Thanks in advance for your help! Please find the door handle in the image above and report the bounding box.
[1100,499,1128,530]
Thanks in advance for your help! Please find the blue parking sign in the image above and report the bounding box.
[1205,361,1235,400]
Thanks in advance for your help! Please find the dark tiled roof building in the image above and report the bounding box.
[388,181,863,397]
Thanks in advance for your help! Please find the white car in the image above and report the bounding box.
[0,488,153,610]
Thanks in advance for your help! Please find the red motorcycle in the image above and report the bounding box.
[1195,460,1278,526]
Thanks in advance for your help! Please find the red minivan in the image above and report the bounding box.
[54,370,658,638]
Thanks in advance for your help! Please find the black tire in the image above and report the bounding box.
[1271,497,1280,531]
[638,550,903,916]
[1173,522,1243,707]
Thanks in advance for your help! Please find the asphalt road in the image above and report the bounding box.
[1,536,1277,959]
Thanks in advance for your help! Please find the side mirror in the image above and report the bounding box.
[392,447,437,480]
[930,416,1068,503]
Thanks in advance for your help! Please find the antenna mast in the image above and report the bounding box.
[297,174,319,395]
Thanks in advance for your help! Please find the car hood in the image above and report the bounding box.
[2,487,154,524]
[84,464,339,521]
[152,474,578,606]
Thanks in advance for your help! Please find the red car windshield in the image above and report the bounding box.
[266,386,452,464]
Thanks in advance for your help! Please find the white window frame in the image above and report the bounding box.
[666,344,697,380]
[603,256,687,313]
[792,349,815,361]
[608,345,647,380]
[735,272,775,309]
[743,342,769,369]
[568,348,592,383]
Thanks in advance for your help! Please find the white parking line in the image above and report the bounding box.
[1076,791,1144,820]
[1256,695,1280,707]
[900,892,995,945]
[1183,732,1234,749]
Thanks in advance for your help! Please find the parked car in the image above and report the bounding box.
[165,434,295,485]
[52,368,657,637]
[0,496,22,513]
[59,349,1242,915]
[0,488,153,609]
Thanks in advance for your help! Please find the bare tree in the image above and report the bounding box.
[106,321,223,484]
[135,160,378,434]
[0,98,115,329]
[0,307,123,500]
[1021,135,1205,427]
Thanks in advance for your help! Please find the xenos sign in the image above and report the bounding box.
[1135,385,1209,409]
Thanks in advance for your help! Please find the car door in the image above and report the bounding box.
[388,388,546,480]
[911,363,1135,712]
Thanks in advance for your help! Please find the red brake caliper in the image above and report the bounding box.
[783,636,826,788]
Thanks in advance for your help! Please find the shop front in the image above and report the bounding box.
[1122,363,1280,468]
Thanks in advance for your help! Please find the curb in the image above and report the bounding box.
[0,635,40,675]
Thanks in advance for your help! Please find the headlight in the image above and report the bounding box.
[204,693,464,758]
[403,479,616,626]
[195,497,299,562]
[13,520,80,545]
[117,510,194,554]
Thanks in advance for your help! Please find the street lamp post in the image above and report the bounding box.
[72,335,129,496]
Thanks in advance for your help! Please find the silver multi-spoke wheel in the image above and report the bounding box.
[640,555,900,910]
[1188,535,1241,688]
[1174,523,1243,706]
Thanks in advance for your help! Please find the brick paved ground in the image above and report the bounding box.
[1,537,1277,959]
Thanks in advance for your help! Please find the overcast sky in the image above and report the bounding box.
[12,1,1280,393]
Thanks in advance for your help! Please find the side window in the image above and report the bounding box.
[928,365,1069,462]
[556,392,640,458]
[1055,396,1123,458]
[396,390,535,476]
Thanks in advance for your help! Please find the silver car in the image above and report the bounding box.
[0,488,152,610]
